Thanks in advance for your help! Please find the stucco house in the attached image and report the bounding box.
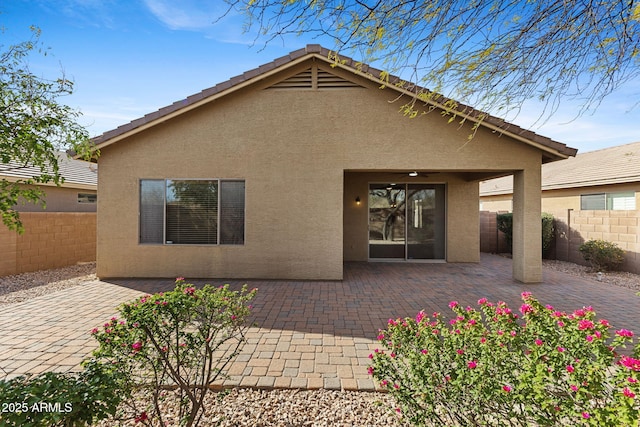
[90,45,576,283]
[480,141,640,212]
[1,151,97,212]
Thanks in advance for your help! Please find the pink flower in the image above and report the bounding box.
[521,291,532,299]
[183,287,196,295]
[620,356,640,371]
[467,360,477,369]
[586,335,594,342]
[582,412,590,419]
[545,304,554,310]
[557,346,566,353]
[367,367,374,375]
[573,309,586,317]
[132,341,142,352]
[377,334,385,341]
[421,349,428,354]
[175,277,185,282]
[599,319,611,327]
[623,387,636,399]
[444,375,451,382]
[578,319,594,330]
[616,329,634,338]
[393,383,399,389]
[629,377,638,383]
[90,327,99,334]
[535,339,543,346]
[557,321,565,327]
[477,298,487,305]
[570,385,579,392]
[449,301,458,309]
[381,380,388,386]
[415,311,426,323]
[566,365,575,373]
[502,385,512,392]
[368,353,374,359]
[457,349,464,355]
[480,337,487,344]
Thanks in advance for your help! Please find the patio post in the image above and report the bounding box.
[512,168,542,283]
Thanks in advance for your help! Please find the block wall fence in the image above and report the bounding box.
[480,210,640,274]
[0,212,96,277]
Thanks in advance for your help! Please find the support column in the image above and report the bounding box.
[512,167,542,283]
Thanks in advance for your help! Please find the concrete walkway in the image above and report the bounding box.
[1,254,638,390]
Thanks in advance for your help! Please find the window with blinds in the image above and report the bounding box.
[139,179,245,245]
[580,192,636,211]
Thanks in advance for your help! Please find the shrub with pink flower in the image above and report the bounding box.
[369,293,639,426]
[91,281,256,427]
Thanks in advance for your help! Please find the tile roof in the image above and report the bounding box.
[0,152,97,190]
[480,141,640,195]
[90,44,577,161]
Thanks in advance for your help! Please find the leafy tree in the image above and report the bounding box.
[0,26,92,233]
[224,0,640,123]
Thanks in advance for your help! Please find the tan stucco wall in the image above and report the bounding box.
[97,59,547,280]
[13,185,97,212]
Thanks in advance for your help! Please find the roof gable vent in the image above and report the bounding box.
[267,66,363,90]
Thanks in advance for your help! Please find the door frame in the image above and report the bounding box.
[367,182,447,262]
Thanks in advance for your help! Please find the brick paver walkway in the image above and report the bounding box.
[1,254,638,390]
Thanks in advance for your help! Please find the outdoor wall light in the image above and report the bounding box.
[355,196,361,205]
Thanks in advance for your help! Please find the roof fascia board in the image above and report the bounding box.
[0,175,97,190]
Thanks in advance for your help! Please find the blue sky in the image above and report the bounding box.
[2,0,639,153]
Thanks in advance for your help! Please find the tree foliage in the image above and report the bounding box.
[224,0,640,122]
[0,26,92,233]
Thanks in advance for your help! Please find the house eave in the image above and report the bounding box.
[89,46,576,162]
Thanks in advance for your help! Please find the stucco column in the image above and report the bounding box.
[512,167,542,283]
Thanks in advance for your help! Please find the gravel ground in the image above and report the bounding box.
[1,260,638,426]
[542,259,640,292]
[94,388,404,427]
[0,262,96,304]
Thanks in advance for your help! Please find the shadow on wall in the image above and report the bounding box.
[480,210,640,274]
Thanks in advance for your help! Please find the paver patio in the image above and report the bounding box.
[1,254,638,390]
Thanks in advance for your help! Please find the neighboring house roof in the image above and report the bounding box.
[480,141,640,196]
[0,152,97,190]
[89,44,576,163]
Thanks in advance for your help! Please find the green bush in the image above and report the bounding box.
[496,212,555,255]
[0,359,124,427]
[541,212,555,255]
[496,213,513,249]
[579,239,625,271]
[91,279,257,427]
[369,294,640,426]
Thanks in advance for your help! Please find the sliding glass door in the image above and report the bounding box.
[368,183,445,260]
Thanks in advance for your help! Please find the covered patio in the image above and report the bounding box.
[1,254,638,390]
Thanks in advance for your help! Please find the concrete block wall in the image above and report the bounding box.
[0,212,96,276]
[552,210,640,274]
[480,210,640,274]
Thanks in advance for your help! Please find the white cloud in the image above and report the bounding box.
[142,0,229,30]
